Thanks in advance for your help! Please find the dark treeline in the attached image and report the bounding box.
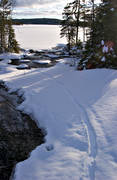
[12,18,89,26]
[12,18,62,25]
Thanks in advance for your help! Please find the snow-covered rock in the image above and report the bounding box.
[17,64,30,69]
[20,59,31,63]
[33,60,51,64]
[45,54,59,59]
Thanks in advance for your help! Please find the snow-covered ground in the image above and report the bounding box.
[0,54,117,180]
[14,25,85,50]
[14,25,67,50]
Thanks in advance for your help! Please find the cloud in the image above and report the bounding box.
[13,0,71,19]
[13,8,61,18]
[15,0,61,8]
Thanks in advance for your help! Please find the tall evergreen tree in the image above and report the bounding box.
[61,0,86,51]
[78,0,117,69]
[60,4,76,51]
[7,19,20,53]
[82,0,86,43]
[71,0,81,45]
[91,0,117,68]
[0,0,19,53]
[0,0,10,52]
[101,0,117,52]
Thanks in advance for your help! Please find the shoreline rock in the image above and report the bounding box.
[0,81,45,180]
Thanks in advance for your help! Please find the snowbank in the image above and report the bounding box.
[0,55,117,180]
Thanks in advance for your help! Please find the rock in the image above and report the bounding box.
[16,64,30,70]
[0,96,5,102]
[44,54,59,59]
[31,59,53,68]
[46,144,54,151]
[0,82,45,180]
[33,60,51,66]
[10,59,20,65]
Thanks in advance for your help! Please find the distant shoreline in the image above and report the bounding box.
[12,18,62,25]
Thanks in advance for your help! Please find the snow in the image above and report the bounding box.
[0,55,117,179]
[102,45,108,53]
[14,25,86,51]
[0,53,21,60]
[110,47,114,52]
[14,25,67,50]
[33,60,51,64]
[17,64,29,69]
[101,56,106,62]
[101,40,104,46]
[110,8,115,11]
[20,59,31,63]
[45,54,59,58]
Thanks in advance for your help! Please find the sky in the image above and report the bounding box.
[12,0,72,19]
[12,0,101,19]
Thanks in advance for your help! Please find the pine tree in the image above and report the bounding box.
[0,0,19,53]
[71,0,81,45]
[61,0,87,52]
[0,0,11,52]
[7,19,20,53]
[60,4,76,52]
[77,0,98,69]
[82,0,86,43]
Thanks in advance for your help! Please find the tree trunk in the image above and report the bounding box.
[76,0,80,45]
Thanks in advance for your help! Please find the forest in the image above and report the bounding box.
[61,0,117,69]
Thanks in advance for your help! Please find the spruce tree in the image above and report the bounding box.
[92,0,117,68]
[78,0,117,69]
[101,0,117,52]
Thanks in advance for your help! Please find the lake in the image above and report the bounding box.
[14,25,67,50]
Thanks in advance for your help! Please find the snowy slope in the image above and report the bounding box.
[0,56,117,180]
